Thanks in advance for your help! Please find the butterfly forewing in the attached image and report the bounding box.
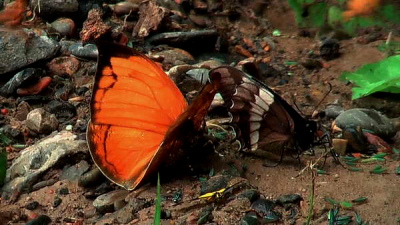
[88,43,187,190]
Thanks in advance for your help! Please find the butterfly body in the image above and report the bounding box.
[209,66,317,158]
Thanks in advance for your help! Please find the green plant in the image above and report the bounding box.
[341,55,400,99]
[287,0,400,36]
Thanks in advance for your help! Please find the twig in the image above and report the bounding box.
[306,167,316,225]
[294,148,332,178]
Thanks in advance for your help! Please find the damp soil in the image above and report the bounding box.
[1,1,400,225]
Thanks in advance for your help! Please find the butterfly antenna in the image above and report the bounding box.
[292,97,306,117]
[312,82,332,115]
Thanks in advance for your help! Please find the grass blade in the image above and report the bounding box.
[153,173,161,225]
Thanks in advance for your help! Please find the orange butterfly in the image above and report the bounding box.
[342,0,380,21]
[87,43,220,190]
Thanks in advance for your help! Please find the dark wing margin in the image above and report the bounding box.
[209,66,295,152]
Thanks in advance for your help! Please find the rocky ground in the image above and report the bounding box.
[0,0,400,224]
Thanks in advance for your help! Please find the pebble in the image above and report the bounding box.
[47,56,80,77]
[25,215,51,225]
[58,187,69,195]
[155,48,195,65]
[93,189,129,214]
[320,38,340,60]
[60,160,90,181]
[277,194,302,205]
[14,101,31,121]
[25,201,40,210]
[50,18,76,38]
[1,131,87,199]
[113,1,139,16]
[45,100,76,123]
[53,196,62,208]
[0,29,60,74]
[0,68,45,96]
[78,167,106,188]
[25,108,59,134]
[16,77,52,96]
[334,108,395,139]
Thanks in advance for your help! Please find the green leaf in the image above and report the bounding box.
[0,132,11,146]
[324,197,338,205]
[355,212,363,225]
[0,149,6,186]
[341,55,400,99]
[317,169,327,174]
[348,167,362,172]
[373,153,388,159]
[344,161,357,166]
[339,201,353,209]
[153,173,161,225]
[352,197,368,204]
[370,165,387,174]
[396,165,400,175]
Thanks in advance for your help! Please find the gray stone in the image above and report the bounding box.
[26,108,59,134]
[334,108,396,138]
[93,189,129,214]
[0,29,60,74]
[114,198,149,224]
[1,131,87,197]
[0,68,45,95]
[60,160,90,181]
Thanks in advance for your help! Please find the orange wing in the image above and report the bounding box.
[87,43,187,190]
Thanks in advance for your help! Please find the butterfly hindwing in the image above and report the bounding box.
[209,66,299,153]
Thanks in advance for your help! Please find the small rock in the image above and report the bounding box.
[50,18,76,38]
[194,60,224,69]
[238,189,260,203]
[60,160,90,181]
[241,211,259,225]
[167,65,195,82]
[47,56,80,77]
[324,104,344,119]
[320,38,340,60]
[16,77,52,96]
[53,196,62,208]
[197,206,213,224]
[78,167,105,188]
[0,29,60,74]
[113,1,139,16]
[31,0,79,18]
[1,131,87,198]
[26,215,51,225]
[334,108,395,139]
[0,68,45,96]
[200,175,230,195]
[155,48,195,65]
[58,187,69,195]
[114,198,149,224]
[146,30,219,52]
[32,179,58,191]
[93,189,129,214]
[25,201,40,210]
[14,101,31,121]
[25,108,59,134]
[277,194,302,205]
[45,100,76,123]
[69,43,98,59]
[251,198,275,214]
